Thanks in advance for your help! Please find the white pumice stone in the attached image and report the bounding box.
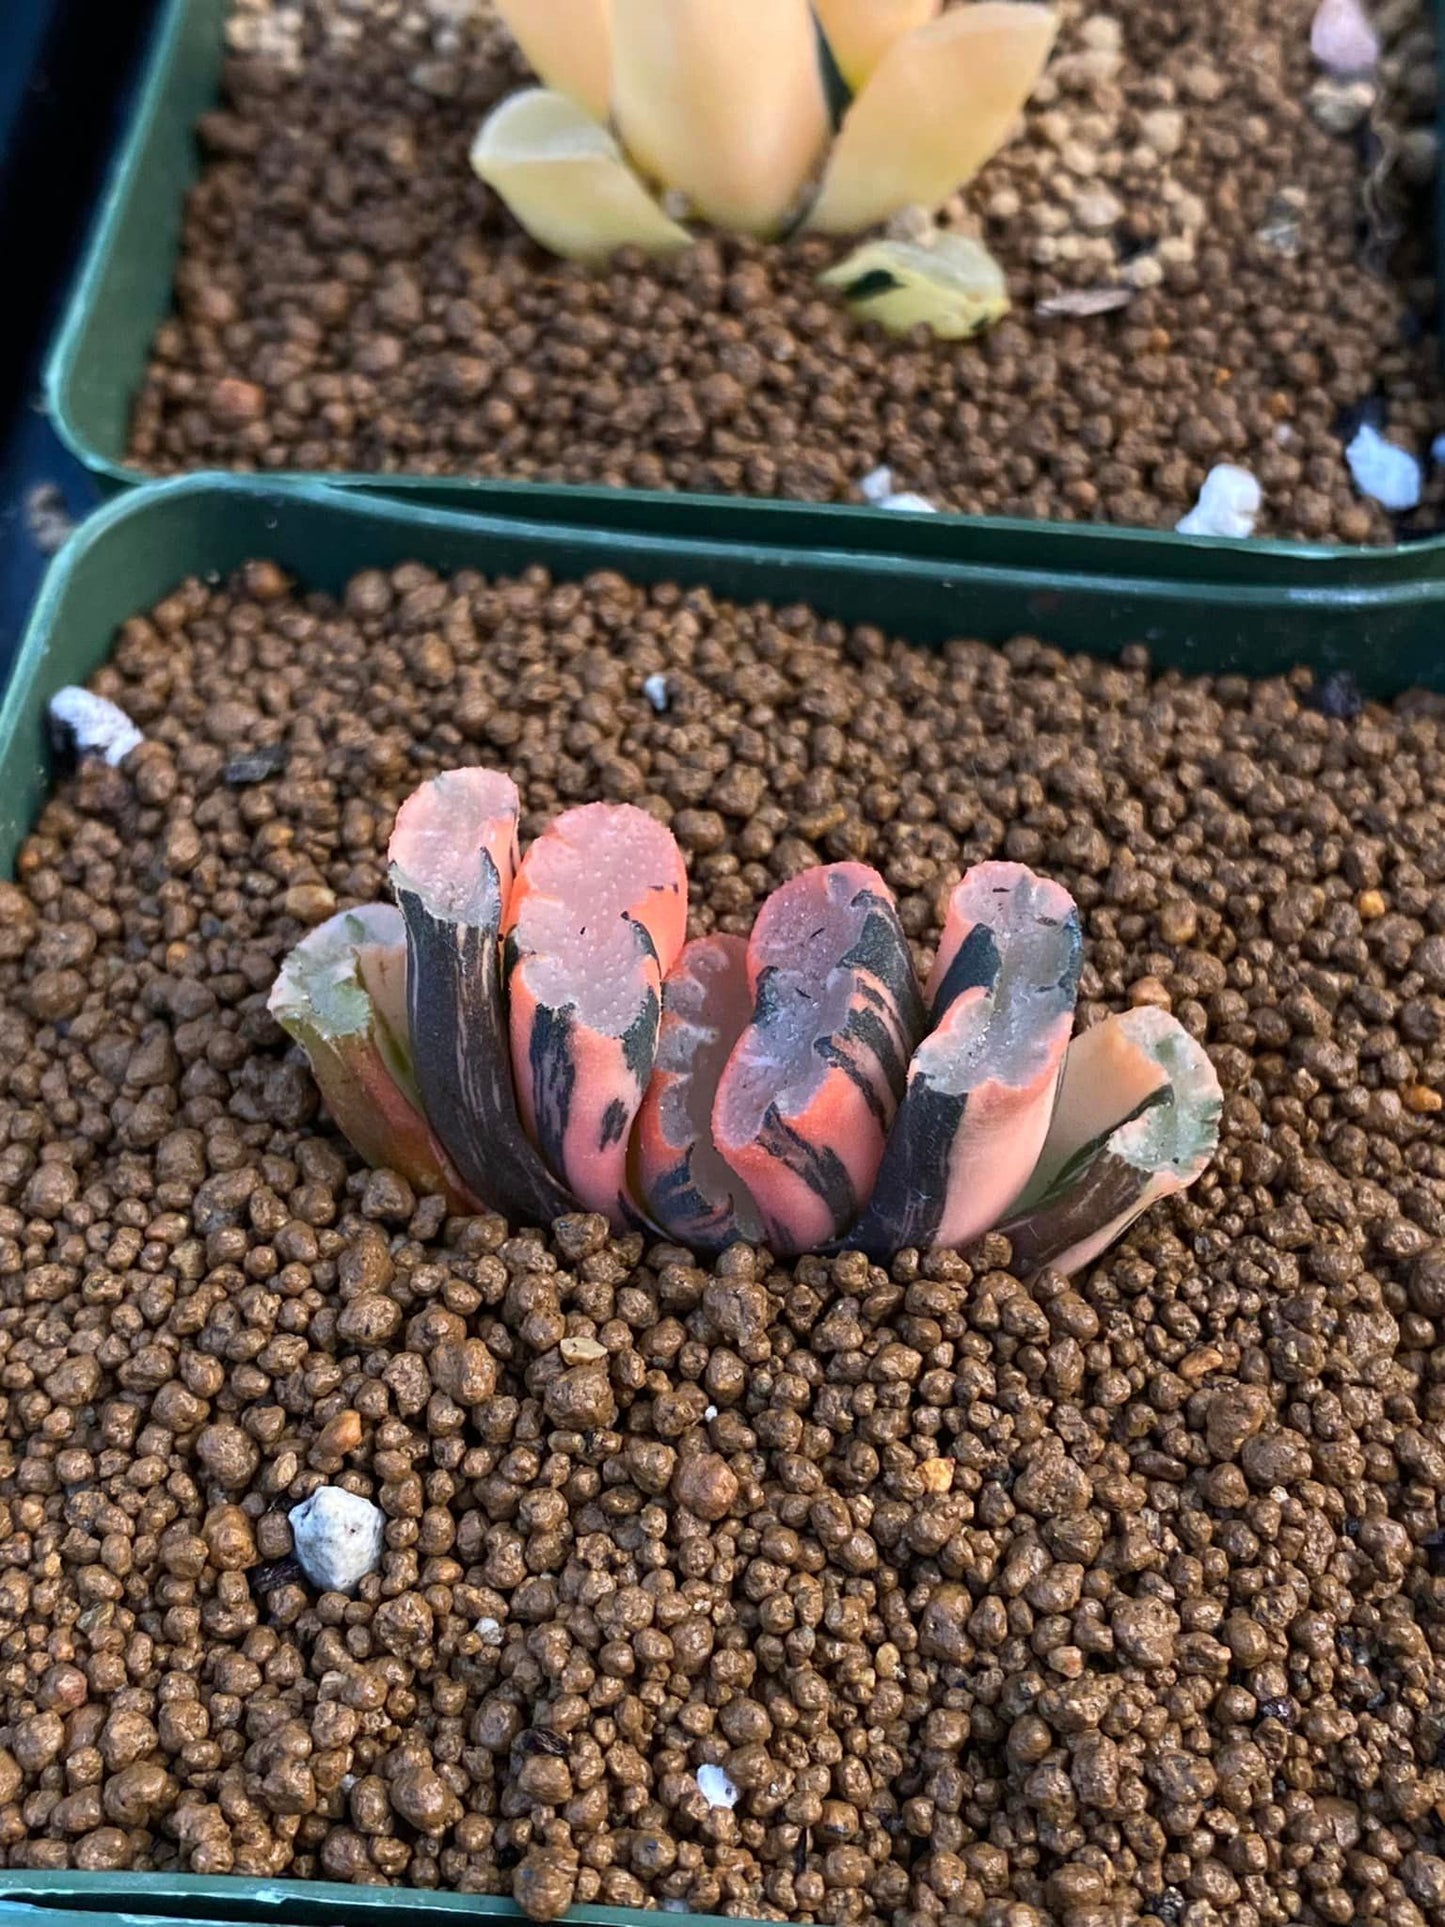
[1175,465,1262,539]
[48,688,144,767]
[643,673,670,712]
[696,1763,741,1809]
[289,1486,385,1592]
[1346,425,1422,511]
[881,491,938,513]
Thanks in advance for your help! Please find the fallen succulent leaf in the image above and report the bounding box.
[820,233,1010,338]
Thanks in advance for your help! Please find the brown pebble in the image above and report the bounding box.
[671,1452,739,1522]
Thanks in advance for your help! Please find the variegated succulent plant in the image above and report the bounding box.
[270,769,1221,1276]
[469,0,1057,334]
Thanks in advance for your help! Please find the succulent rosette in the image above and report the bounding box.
[270,769,1222,1275]
[468,0,1058,334]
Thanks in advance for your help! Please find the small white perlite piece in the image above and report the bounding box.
[696,1762,741,1809]
[859,465,938,514]
[289,1486,385,1591]
[1175,465,1262,540]
[47,688,144,767]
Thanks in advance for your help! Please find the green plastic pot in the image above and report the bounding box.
[39,0,1445,587]
[9,470,1445,889]
[3,471,1445,1918]
[0,1870,718,1927]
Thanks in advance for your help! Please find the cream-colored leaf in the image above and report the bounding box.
[470,88,692,264]
[494,0,613,120]
[806,2,1058,235]
[813,0,942,90]
[612,0,829,235]
[998,1007,1222,1278]
[819,232,1009,337]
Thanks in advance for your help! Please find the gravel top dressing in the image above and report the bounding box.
[2,558,1445,1925]
[125,0,1441,541]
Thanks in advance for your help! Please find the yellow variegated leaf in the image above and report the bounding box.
[812,0,942,90]
[470,88,693,265]
[806,2,1058,235]
[819,232,1009,337]
[494,0,613,121]
[612,0,829,235]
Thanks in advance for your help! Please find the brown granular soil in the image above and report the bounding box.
[126,0,1442,543]
[4,557,1445,1924]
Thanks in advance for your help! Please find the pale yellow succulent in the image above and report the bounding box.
[472,0,1057,267]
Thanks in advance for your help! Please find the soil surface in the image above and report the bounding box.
[2,559,1445,1923]
[126,0,1442,542]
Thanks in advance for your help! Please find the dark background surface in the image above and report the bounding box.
[0,0,161,670]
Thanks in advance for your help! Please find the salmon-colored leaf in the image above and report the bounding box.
[494,0,614,120]
[813,0,942,90]
[505,802,688,1224]
[636,935,765,1250]
[806,2,1058,235]
[714,863,924,1254]
[851,864,1081,1255]
[268,905,480,1212]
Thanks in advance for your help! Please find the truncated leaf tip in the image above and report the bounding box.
[1000,1005,1222,1276]
[851,863,1081,1254]
[268,905,478,1210]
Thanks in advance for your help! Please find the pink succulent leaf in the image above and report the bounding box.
[469,89,693,265]
[504,802,688,1226]
[713,863,925,1255]
[388,769,578,1227]
[998,1006,1222,1277]
[635,935,766,1249]
[849,864,1081,1256]
[267,904,481,1212]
